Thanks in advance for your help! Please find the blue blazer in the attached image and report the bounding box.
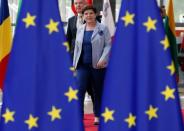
[73,22,111,69]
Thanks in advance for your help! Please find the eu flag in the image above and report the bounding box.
[0,0,83,131]
[99,0,184,131]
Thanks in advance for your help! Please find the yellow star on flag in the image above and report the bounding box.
[124,113,136,128]
[161,85,175,101]
[160,36,170,50]
[101,107,115,123]
[64,86,78,102]
[145,105,158,120]
[2,108,15,123]
[63,42,70,52]
[121,11,135,26]
[45,19,59,34]
[143,17,157,32]
[70,66,77,77]
[70,66,75,72]
[22,12,36,28]
[25,114,39,130]
[166,61,175,75]
[48,106,62,121]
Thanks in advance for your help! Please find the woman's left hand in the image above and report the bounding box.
[97,60,106,69]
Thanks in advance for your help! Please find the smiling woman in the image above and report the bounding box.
[73,5,112,125]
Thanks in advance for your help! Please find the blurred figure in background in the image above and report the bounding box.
[67,0,86,57]
[160,5,167,19]
[160,4,179,82]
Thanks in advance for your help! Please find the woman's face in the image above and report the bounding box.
[83,9,96,23]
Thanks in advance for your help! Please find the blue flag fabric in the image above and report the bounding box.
[0,0,83,131]
[99,0,184,131]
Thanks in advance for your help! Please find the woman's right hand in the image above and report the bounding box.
[96,60,106,69]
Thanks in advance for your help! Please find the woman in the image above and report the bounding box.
[73,5,111,124]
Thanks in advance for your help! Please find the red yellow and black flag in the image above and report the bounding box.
[0,0,12,90]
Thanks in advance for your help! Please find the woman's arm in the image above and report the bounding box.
[97,26,112,68]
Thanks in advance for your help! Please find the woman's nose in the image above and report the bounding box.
[87,14,91,17]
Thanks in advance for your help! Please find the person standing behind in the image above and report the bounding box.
[160,5,167,20]
[73,5,111,124]
[67,0,86,58]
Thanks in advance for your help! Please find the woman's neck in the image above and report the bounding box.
[86,22,96,28]
[86,22,96,31]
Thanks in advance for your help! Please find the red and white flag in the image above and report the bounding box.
[86,0,93,5]
[101,0,115,37]
[71,0,77,15]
